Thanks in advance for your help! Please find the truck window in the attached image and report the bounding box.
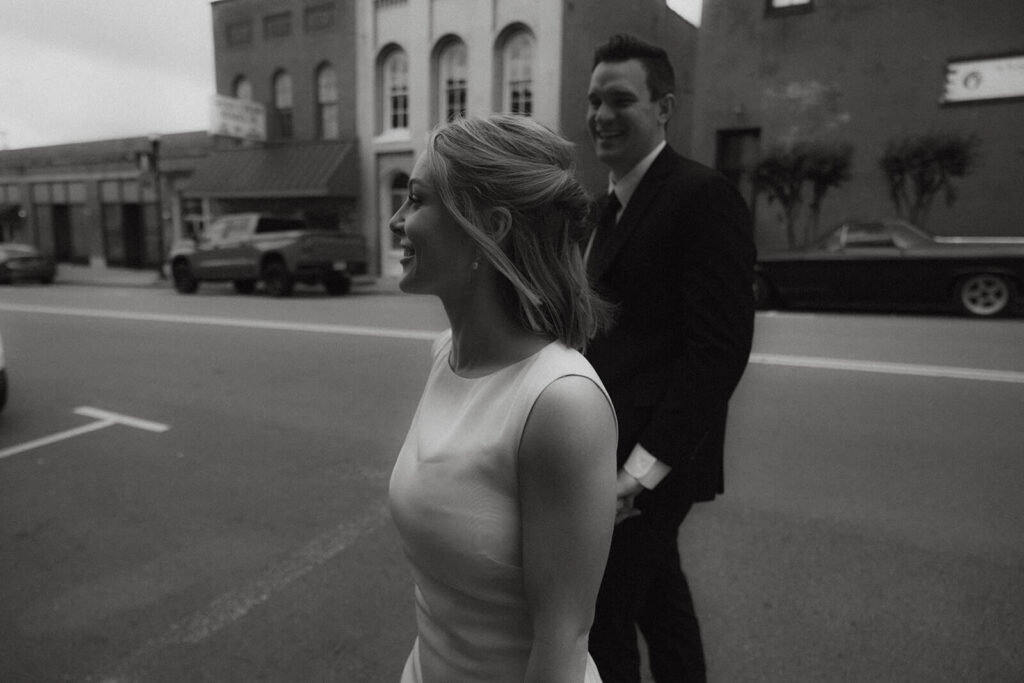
[256,218,306,234]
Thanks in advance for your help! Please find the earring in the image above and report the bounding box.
[471,258,480,270]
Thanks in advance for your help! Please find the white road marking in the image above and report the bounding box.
[0,302,438,341]
[100,505,387,683]
[0,406,169,460]
[749,353,1024,384]
[3,302,1021,383]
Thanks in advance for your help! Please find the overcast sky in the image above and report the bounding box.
[0,0,700,151]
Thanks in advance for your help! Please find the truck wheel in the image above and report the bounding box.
[233,280,256,294]
[263,262,294,297]
[324,275,351,296]
[172,261,199,294]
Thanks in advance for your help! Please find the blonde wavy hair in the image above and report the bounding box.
[424,114,612,351]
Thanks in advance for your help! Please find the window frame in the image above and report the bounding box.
[765,0,814,17]
[501,31,535,116]
[437,41,468,122]
[316,63,340,140]
[263,11,292,39]
[382,50,410,131]
[225,19,253,46]
[273,71,294,139]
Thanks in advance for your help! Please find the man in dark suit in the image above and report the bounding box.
[584,34,756,683]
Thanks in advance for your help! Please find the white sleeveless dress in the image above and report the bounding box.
[389,330,608,682]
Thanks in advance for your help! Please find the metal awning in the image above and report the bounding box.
[183,140,359,199]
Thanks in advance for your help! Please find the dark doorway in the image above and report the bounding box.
[122,204,145,268]
[53,205,73,262]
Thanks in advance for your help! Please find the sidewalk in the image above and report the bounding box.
[56,264,401,294]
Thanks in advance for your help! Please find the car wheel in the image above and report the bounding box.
[324,275,351,296]
[956,273,1011,317]
[233,279,257,294]
[263,262,293,297]
[172,261,199,294]
[753,273,776,310]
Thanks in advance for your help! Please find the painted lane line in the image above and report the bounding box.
[74,406,170,432]
[0,407,169,460]
[750,353,1024,384]
[100,505,387,683]
[0,302,439,341]
[4,302,1022,383]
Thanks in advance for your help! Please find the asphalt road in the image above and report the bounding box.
[0,283,1021,682]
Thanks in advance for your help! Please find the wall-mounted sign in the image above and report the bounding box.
[209,94,266,141]
[943,54,1024,104]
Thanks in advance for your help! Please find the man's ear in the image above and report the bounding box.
[657,93,676,125]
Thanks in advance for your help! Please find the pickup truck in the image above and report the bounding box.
[167,213,367,296]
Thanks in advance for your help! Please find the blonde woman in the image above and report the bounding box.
[388,114,617,682]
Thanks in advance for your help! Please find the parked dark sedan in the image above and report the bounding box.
[755,219,1024,317]
[0,242,56,284]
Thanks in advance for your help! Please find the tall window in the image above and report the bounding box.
[234,76,253,101]
[316,63,339,139]
[502,32,534,116]
[438,41,468,122]
[273,71,294,139]
[383,50,409,130]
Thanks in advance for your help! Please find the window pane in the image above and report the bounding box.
[384,51,409,130]
[234,77,253,101]
[226,20,253,46]
[304,3,335,32]
[439,42,467,121]
[503,33,534,116]
[264,12,292,39]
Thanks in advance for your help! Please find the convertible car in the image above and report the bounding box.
[755,219,1024,317]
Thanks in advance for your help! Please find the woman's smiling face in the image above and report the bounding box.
[388,152,478,298]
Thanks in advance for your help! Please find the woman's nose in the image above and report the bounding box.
[388,209,404,235]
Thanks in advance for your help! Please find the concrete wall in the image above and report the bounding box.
[694,0,1024,249]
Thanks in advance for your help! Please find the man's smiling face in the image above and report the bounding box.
[587,58,673,179]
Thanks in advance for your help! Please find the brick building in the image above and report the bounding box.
[693,0,1024,250]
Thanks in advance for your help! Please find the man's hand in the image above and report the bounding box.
[614,469,644,524]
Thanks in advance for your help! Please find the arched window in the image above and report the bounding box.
[502,31,534,116]
[316,63,339,140]
[382,50,409,131]
[233,76,253,101]
[437,41,467,122]
[273,71,293,139]
[390,173,409,250]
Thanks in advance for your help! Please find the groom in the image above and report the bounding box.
[584,34,756,682]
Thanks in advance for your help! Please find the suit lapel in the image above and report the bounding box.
[589,146,677,280]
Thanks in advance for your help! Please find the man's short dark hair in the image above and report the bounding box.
[592,33,675,101]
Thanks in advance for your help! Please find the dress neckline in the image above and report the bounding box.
[445,339,557,381]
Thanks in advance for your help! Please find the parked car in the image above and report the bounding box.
[0,331,7,413]
[754,219,1024,317]
[167,213,368,297]
[0,242,56,284]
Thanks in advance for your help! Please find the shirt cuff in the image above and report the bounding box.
[623,443,672,490]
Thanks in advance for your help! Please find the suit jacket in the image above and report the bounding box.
[586,145,755,511]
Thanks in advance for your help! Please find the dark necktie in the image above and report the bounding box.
[590,190,621,264]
